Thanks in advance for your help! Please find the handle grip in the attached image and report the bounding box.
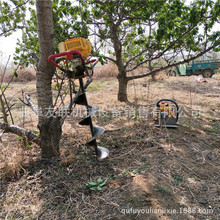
[48,51,99,73]
[48,50,83,70]
[156,99,179,122]
[85,59,99,67]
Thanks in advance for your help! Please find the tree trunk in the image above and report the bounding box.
[39,117,62,158]
[149,60,156,81]
[36,0,62,158]
[109,21,129,102]
[117,75,128,102]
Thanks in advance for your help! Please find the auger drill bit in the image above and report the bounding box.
[48,48,109,159]
[78,78,109,160]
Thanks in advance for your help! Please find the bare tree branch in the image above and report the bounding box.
[0,122,40,145]
[53,76,65,108]
[28,52,40,63]
[0,95,8,125]
[25,94,38,115]
[2,93,14,124]
[105,56,116,63]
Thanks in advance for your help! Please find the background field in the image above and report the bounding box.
[0,70,220,219]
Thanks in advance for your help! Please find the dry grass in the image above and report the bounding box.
[1,68,36,83]
[93,61,167,81]
[0,134,39,181]
[0,144,24,180]
[0,72,220,219]
[94,62,118,78]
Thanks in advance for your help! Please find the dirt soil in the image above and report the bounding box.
[0,74,220,220]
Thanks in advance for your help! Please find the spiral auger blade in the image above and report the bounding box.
[75,93,87,105]
[77,78,109,160]
[79,105,99,125]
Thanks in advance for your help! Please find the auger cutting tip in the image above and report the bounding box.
[97,146,109,160]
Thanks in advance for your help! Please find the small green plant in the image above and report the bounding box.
[141,157,151,169]
[156,184,171,198]
[57,166,65,176]
[108,173,116,180]
[183,123,191,129]
[18,136,32,148]
[207,126,218,133]
[171,174,184,186]
[141,157,147,162]
[142,162,151,169]
[121,169,140,177]
[86,177,108,191]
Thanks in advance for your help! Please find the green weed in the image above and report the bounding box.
[156,184,171,198]
[141,157,151,169]
[171,174,184,186]
[86,85,106,91]
[86,177,108,191]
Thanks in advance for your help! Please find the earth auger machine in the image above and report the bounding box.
[48,37,109,160]
[154,99,179,128]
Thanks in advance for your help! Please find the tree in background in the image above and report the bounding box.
[87,0,219,101]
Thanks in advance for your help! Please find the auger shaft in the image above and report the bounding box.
[79,78,99,156]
